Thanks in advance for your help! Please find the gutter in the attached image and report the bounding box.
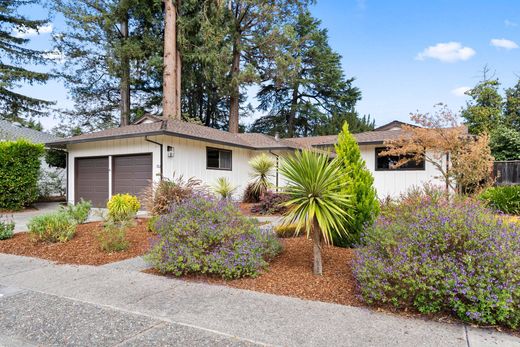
[144,136,163,180]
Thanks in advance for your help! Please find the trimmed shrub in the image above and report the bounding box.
[355,197,520,329]
[251,191,289,215]
[333,122,379,247]
[0,139,45,210]
[143,175,203,215]
[98,219,130,252]
[274,224,298,238]
[28,212,77,243]
[107,194,140,222]
[0,216,15,240]
[145,194,282,279]
[61,199,92,224]
[479,185,520,215]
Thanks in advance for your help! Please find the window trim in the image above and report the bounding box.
[206,147,232,171]
[374,147,426,171]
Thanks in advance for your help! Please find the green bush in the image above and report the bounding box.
[274,224,298,238]
[28,212,77,243]
[333,122,379,247]
[98,220,130,252]
[45,148,66,168]
[107,194,140,222]
[355,196,520,329]
[147,215,159,233]
[0,216,15,240]
[61,199,92,224]
[145,194,282,279]
[0,139,45,210]
[479,185,520,215]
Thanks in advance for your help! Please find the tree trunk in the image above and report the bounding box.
[312,217,323,275]
[175,0,182,118]
[287,83,300,137]
[162,0,179,119]
[228,34,241,133]
[119,11,130,127]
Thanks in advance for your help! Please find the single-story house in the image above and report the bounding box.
[0,119,66,197]
[47,116,443,207]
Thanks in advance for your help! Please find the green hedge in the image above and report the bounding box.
[0,139,45,210]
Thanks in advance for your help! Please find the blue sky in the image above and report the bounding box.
[15,0,520,130]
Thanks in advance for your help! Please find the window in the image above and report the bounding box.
[206,147,232,170]
[375,147,425,171]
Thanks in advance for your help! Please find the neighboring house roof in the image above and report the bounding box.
[47,118,304,150]
[373,120,415,131]
[0,119,59,144]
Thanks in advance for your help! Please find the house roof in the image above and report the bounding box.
[47,118,304,150]
[46,118,410,150]
[0,119,59,144]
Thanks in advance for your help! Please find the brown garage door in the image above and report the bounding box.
[112,154,152,200]
[75,157,109,207]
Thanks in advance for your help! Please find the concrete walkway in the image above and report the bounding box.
[0,254,518,346]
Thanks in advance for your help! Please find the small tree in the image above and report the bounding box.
[334,122,379,246]
[381,104,494,195]
[280,150,350,275]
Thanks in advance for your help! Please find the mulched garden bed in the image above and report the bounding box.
[147,237,363,307]
[0,219,153,265]
[238,202,283,217]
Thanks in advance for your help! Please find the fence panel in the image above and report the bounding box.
[494,161,520,186]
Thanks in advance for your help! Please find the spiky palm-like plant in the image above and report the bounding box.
[248,153,275,200]
[280,150,351,275]
[213,177,237,200]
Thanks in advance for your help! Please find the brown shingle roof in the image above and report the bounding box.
[285,128,406,148]
[47,119,409,150]
[48,119,304,150]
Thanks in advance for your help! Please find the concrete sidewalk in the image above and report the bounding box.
[0,254,518,347]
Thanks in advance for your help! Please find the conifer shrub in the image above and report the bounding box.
[334,122,379,246]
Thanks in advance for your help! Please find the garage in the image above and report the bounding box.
[75,157,109,207]
[112,153,153,200]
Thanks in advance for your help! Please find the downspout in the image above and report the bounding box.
[145,136,163,180]
[66,150,69,204]
[269,150,280,192]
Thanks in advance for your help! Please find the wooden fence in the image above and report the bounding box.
[493,161,520,186]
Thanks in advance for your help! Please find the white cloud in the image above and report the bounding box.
[13,24,53,39]
[490,38,519,50]
[505,19,518,27]
[43,49,65,64]
[451,86,471,97]
[415,42,476,63]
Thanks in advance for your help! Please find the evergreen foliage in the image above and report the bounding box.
[0,139,45,210]
[334,122,379,247]
[0,0,54,122]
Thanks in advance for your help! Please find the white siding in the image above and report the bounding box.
[67,137,162,205]
[359,144,445,198]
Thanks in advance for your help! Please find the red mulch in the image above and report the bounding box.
[148,237,363,307]
[0,219,154,265]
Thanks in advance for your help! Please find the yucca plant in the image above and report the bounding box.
[213,177,237,200]
[248,153,275,201]
[280,150,351,275]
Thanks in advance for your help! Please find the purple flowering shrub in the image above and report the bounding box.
[145,194,282,279]
[355,197,520,328]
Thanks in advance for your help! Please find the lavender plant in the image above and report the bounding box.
[355,197,520,328]
[145,194,282,279]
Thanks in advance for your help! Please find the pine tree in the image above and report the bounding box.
[333,122,379,247]
[251,10,364,137]
[52,0,164,130]
[0,0,53,122]
[461,79,503,134]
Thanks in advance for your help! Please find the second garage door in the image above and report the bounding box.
[75,157,109,208]
[112,154,153,200]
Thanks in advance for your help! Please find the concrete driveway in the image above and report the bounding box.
[0,253,518,347]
